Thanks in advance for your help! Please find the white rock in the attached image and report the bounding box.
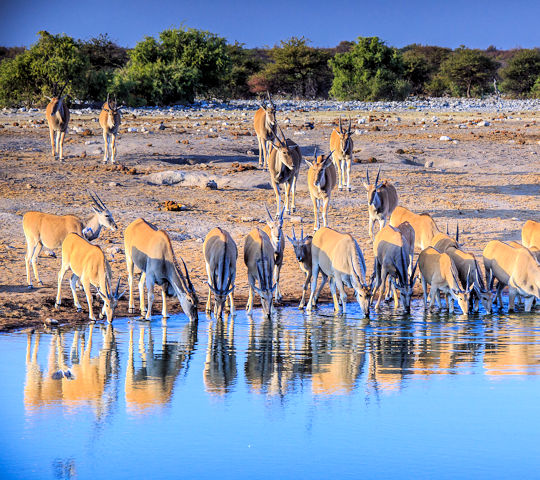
[127,127,137,133]
[91,148,103,155]
[477,121,490,127]
[440,135,452,141]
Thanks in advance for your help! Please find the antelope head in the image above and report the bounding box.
[175,256,199,322]
[286,225,312,264]
[335,116,352,154]
[104,93,120,117]
[451,265,474,314]
[271,127,295,169]
[392,258,418,313]
[473,268,493,314]
[98,278,125,322]
[254,259,275,318]
[305,147,333,189]
[262,91,277,130]
[47,82,68,115]
[265,204,284,252]
[88,190,118,231]
[363,167,384,210]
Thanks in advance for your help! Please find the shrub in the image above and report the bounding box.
[500,49,540,97]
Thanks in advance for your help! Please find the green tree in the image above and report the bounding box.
[439,47,499,97]
[329,36,410,101]
[250,37,332,98]
[113,27,230,105]
[402,44,451,95]
[500,49,540,97]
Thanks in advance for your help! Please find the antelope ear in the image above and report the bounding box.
[286,235,294,244]
[304,158,313,168]
[362,181,369,190]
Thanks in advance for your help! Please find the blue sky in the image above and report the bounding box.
[1,0,539,49]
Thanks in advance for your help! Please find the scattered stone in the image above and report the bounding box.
[91,147,103,155]
[396,148,405,154]
[440,135,452,141]
[241,217,256,222]
[158,122,166,130]
[26,183,34,189]
[107,246,123,255]
[424,160,434,168]
[159,200,187,212]
[182,139,189,145]
[127,127,137,133]
[477,120,490,127]
[246,150,255,156]
[81,129,92,136]
[205,180,218,190]
[108,181,120,187]
[45,318,58,326]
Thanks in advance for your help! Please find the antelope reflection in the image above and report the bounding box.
[203,318,237,396]
[125,321,197,413]
[24,324,118,417]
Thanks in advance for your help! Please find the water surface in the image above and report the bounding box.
[1,301,540,479]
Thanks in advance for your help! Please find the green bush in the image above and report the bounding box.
[500,49,540,97]
[530,76,540,98]
[329,36,410,101]
[402,45,451,95]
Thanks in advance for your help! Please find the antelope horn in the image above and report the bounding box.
[300,224,304,241]
[348,116,352,134]
[366,168,370,185]
[411,257,419,279]
[339,116,343,133]
[291,225,297,241]
[115,278,120,296]
[313,146,318,161]
[466,266,471,291]
[375,166,381,187]
[180,256,195,292]
[456,223,460,243]
[446,223,449,235]
[278,126,287,148]
[88,190,104,212]
[265,204,274,222]
[106,92,110,105]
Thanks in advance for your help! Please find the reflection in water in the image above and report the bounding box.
[204,317,237,396]
[125,320,197,413]
[25,324,118,417]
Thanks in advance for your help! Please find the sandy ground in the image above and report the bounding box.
[0,107,539,331]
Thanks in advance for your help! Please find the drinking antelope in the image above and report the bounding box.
[267,128,302,215]
[99,93,121,164]
[263,205,285,302]
[253,92,277,169]
[306,148,337,231]
[244,228,275,317]
[124,218,198,321]
[203,227,237,319]
[418,246,473,314]
[372,225,417,312]
[306,227,370,317]
[483,240,540,312]
[45,82,69,161]
[522,220,540,249]
[363,168,398,240]
[23,191,117,288]
[55,233,123,322]
[329,117,353,191]
[287,225,327,309]
[390,206,439,250]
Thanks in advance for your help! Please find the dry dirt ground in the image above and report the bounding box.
[0,108,539,331]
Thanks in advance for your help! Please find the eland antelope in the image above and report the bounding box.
[306,148,337,231]
[522,220,540,249]
[306,227,370,317]
[99,94,121,164]
[372,225,417,312]
[329,117,353,191]
[418,246,473,314]
[263,205,285,302]
[55,233,123,322]
[203,227,237,319]
[244,228,275,317]
[124,218,198,321]
[45,82,69,160]
[363,168,398,240]
[483,240,540,312]
[267,128,302,215]
[23,191,117,288]
[390,206,439,250]
[253,92,277,169]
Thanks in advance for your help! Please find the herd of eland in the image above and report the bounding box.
[21,91,540,323]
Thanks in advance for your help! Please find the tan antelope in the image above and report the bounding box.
[329,117,353,191]
[23,191,117,288]
[253,92,277,169]
[124,218,198,321]
[507,241,540,264]
[262,205,285,302]
[306,148,337,231]
[287,225,327,309]
[203,227,237,319]
[363,168,399,240]
[45,82,70,160]
[306,227,370,317]
[418,246,473,314]
[267,128,302,215]
[99,93,121,164]
[390,206,440,250]
[244,228,275,317]
[372,225,418,312]
[433,229,492,314]
[522,220,540,249]
[55,233,123,322]
[483,240,540,312]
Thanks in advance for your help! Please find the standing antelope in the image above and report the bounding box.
[203,227,237,319]
[244,228,275,317]
[253,92,277,169]
[363,167,399,240]
[306,227,370,317]
[418,246,473,314]
[522,220,540,249]
[55,233,123,322]
[124,218,198,321]
[372,225,417,312]
[23,191,117,288]
[329,117,353,191]
[306,148,337,231]
[483,240,540,312]
[267,128,302,215]
[99,94,121,164]
[263,205,285,302]
[390,206,439,250]
[45,82,69,161]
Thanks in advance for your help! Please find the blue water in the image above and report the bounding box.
[1,300,540,479]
